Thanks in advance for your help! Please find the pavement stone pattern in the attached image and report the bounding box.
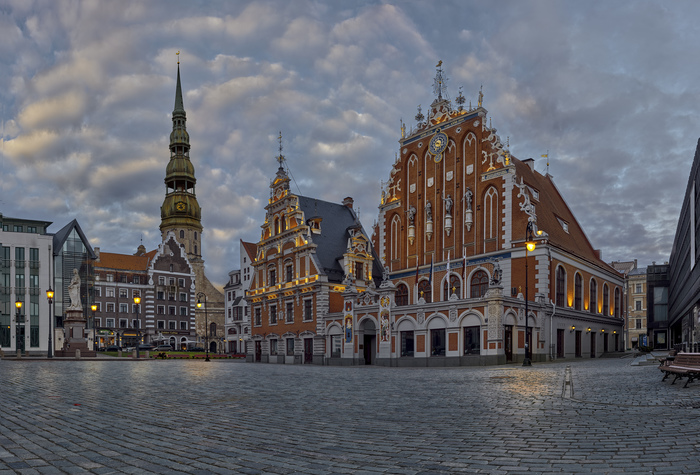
[0,357,699,474]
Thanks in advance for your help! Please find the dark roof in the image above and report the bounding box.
[513,159,615,273]
[297,195,383,283]
[52,219,97,259]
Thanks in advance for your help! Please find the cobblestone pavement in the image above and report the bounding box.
[1,357,699,474]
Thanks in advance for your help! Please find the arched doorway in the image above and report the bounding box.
[209,340,217,354]
[360,319,376,365]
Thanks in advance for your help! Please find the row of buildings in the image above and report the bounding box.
[3,62,672,361]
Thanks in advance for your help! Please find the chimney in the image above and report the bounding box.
[523,158,535,171]
[342,197,354,208]
[94,247,100,261]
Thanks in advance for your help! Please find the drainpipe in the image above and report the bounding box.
[550,299,556,360]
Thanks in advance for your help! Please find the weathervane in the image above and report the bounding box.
[176,51,180,65]
[432,60,449,101]
[277,131,285,169]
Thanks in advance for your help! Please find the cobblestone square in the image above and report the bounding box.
[1,358,699,474]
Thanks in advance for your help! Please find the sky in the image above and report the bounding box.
[0,0,697,287]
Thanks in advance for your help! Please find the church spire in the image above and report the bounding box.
[160,60,203,260]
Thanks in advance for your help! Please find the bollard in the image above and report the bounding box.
[16,349,21,359]
[75,349,81,360]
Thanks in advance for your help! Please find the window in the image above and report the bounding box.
[255,308,261,326]
[555,267,566,307]
[159,276,165,285]
[132,304,140,314]
[303,300,313,321]
[286,338,295,356]
[168,292,175,301]
[95,287,101,297]
[390,284,407,307]
[603,284,610,316]
[269,268,276,286]
[464,326,481,355]
[286,302,294,323]
[286,264,293,283]
[270,339,278,355]
[169,278,175,286]
[133,276,140,284]
[179,307,187,316]
[590,279,598,313]
[401,331,414,357]
[635,283,642,294]
[635,300,642,311]
[418,280,432,303]
[107,288,115,298]
[179,321,187,330]
[169,321,176,330]
[614,288,621,318]
[330,335,341,358]
[119,303,128,313]
[106,318,115,327]
[158,320,165,329]
[180,292,187,302]
[106,274,114,282]
[180,230,184,239]
[93,302,101,312]
[107,303,115,312]
[132,319,140,329]
[119,288,128,298]
[169,306,175,315]
[636,319,642,329]
[157,291,164,300]
[179,278,185,287]
[119,319,127,328]
[430,329,445,356]
[270,305,277,324]
[443,274,461,300]
[157,305,165,315]
[355,261,364,281]
[470,270,488,298]
[574,273,582,310]
[484,187,498,241]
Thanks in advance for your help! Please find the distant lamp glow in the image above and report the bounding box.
[587,327,592,333]
[570,325,575,333]
[15,301,22,310]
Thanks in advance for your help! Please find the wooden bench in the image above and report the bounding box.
[659,353,700,388]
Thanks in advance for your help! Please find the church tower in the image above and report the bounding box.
[159,61,225,352]
[160,62,202,259]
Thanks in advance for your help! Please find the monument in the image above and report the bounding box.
[55,269,95,357]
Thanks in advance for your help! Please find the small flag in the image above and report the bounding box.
[446,251,450,276]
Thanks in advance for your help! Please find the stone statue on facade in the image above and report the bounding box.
[444,194,453,216]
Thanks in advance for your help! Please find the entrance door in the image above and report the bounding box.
[557,329,565,358]
[363,335,375,365]
[304,338,313,364]
[575,331,582,357]
[590,332,596,358]
[504,325,513,362]
[603,333,609,353]
[209,341,217,354]
[254,341,262,362]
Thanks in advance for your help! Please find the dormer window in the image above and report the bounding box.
[556,217,569,233]
[529,186,540,201]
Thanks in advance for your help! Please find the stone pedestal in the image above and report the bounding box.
[55,309,96,357]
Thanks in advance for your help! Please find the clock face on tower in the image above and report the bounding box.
[429,131,448,162]
[176,201,186,212]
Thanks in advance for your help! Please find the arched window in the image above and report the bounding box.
[179,230,184,239]
[274,217,279,235]
[470,270,489,298]
[614,287,621,318]
[603,284,610,316]
[418,280,432,303]
[555,267,566,307]
[574,273,582,310]
[484,187,498,241]
[590,279,598,313]
[396,283,408,306]
[443,274,462,300]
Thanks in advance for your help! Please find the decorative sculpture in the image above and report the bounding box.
[67,269,82,311]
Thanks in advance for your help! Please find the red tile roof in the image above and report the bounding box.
[97,252,152,271]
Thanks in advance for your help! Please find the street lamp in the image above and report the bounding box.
[46,288,54,358]
[134,296,141,358]
[196,292,210,362]
[91,304,97,351]
[523,221,538,367]
[15,300,23,355]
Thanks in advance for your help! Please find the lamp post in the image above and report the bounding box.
[15,300,24,355]
[523,221,538,367]
[134,296,141,358]
[46,288,54,358]
[91,304,97,351]
[196,292,210,362]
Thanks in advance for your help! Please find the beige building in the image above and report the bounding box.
[627,267,648,348]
